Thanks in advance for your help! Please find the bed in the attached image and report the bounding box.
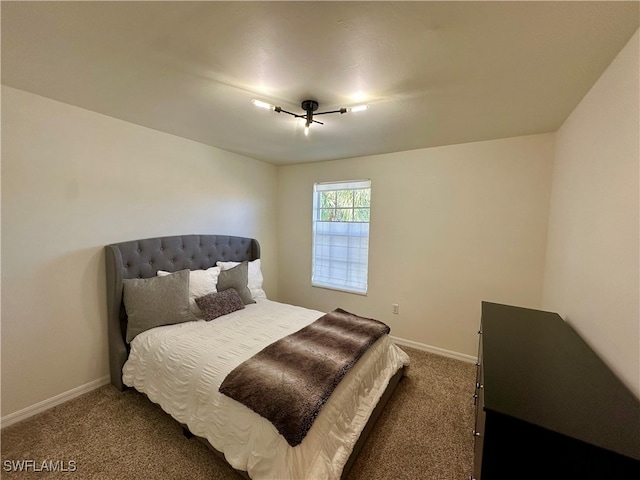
[105,234,409,479]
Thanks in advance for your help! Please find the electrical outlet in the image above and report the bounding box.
[392,304,399,314]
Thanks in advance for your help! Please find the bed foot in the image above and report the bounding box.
[182,426,194,439]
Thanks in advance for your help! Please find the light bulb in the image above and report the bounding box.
[304,125,310,136]
[347,105,369,113]
[251,98,275,110]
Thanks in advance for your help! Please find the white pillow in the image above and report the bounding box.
[157,266,221,318]
[216,259,267,300]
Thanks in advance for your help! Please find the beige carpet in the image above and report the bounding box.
[1,347,476,479]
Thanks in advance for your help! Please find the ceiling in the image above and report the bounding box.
[2,1,638,165]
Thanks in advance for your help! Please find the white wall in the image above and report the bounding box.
[1,86,278,417]
[542,30,639,397]
[277,134,555,359]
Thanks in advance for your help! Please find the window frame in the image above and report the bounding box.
[311,179,371,295]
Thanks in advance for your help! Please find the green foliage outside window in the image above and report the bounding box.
[317,188,370,223]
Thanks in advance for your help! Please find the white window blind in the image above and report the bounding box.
[312,180,371,295]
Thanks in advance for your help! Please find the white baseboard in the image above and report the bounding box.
[390,335,477,363]
[1,375,111,429]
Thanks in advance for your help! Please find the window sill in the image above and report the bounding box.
[311,283,368,296]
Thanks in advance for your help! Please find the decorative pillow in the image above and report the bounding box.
[217,259,266,300]
[195,289,245,321]
[158,266,221,319]
[216,262,255,305]
[123,269,196,343]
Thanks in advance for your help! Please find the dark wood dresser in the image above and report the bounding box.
[471,302,640,480]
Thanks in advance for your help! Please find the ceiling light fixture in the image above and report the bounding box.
[251,98,368,135]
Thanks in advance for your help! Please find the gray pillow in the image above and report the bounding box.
[123,269,197,342]
[195,288,245,321]
[217,262,255,305]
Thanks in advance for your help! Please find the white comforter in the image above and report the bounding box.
[122,299,409,480]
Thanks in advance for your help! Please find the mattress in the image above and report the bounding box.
[122,299,409,479]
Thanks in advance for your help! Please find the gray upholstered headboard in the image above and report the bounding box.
[105,234,260,390]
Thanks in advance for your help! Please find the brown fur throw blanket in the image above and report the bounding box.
[219,308,391,447]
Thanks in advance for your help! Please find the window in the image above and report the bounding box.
[312,180,371,295]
